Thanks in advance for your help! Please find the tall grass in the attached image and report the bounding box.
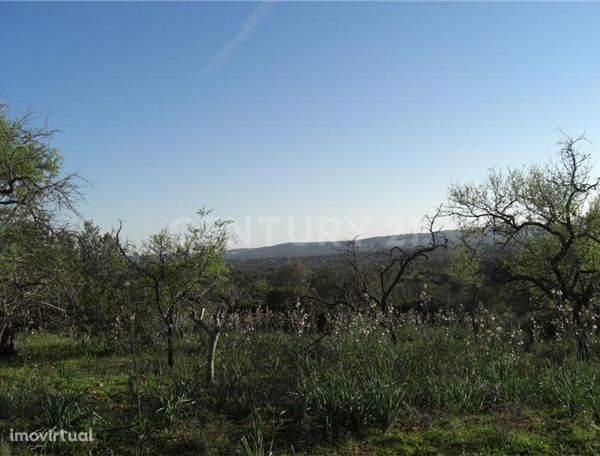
[3,324,600,453]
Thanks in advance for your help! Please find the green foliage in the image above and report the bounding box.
[266,261,311,311]
[3,327,600,454]
[0,103,82,358]
[448,136,600,358]
[0,379,49,422]
[152,381,197,428]
[3,104,600,456]
[35,390,85,431]
[0,103,75,212]
[446,242,482,288]
[60,221,132,342]
[239,411,280,456]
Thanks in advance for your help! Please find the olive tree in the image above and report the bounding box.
[447,135,600,358]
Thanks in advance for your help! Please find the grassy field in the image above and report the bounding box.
[1,328,600,455]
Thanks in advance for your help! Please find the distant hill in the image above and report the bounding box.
[227,230,463,260]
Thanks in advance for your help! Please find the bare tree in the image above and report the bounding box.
[308,210,447,341]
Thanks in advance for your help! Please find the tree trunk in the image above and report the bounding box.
[206,329,220,386]
[573,303,590,360]
[470,310,479,339]
[470,292,479,338]
[577,331,590,360]
[166,321,175,368]
[0,326,16,358]
[520,318,534,352]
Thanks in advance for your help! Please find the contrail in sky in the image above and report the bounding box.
[208,2,276,71]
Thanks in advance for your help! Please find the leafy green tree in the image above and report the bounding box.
[446,239,485,336]
[184,211,233,385]
[265,261,312,312]
[0,103,81,220]
[61,221,130,342]
[118,209,230,368]
[448,135,600,358]
[0,103,82,356]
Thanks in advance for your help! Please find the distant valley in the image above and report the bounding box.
[227,230,463,260]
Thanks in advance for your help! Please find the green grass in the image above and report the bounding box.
[1,328,600,454]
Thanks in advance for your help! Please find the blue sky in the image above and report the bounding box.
[2,2,600,246]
